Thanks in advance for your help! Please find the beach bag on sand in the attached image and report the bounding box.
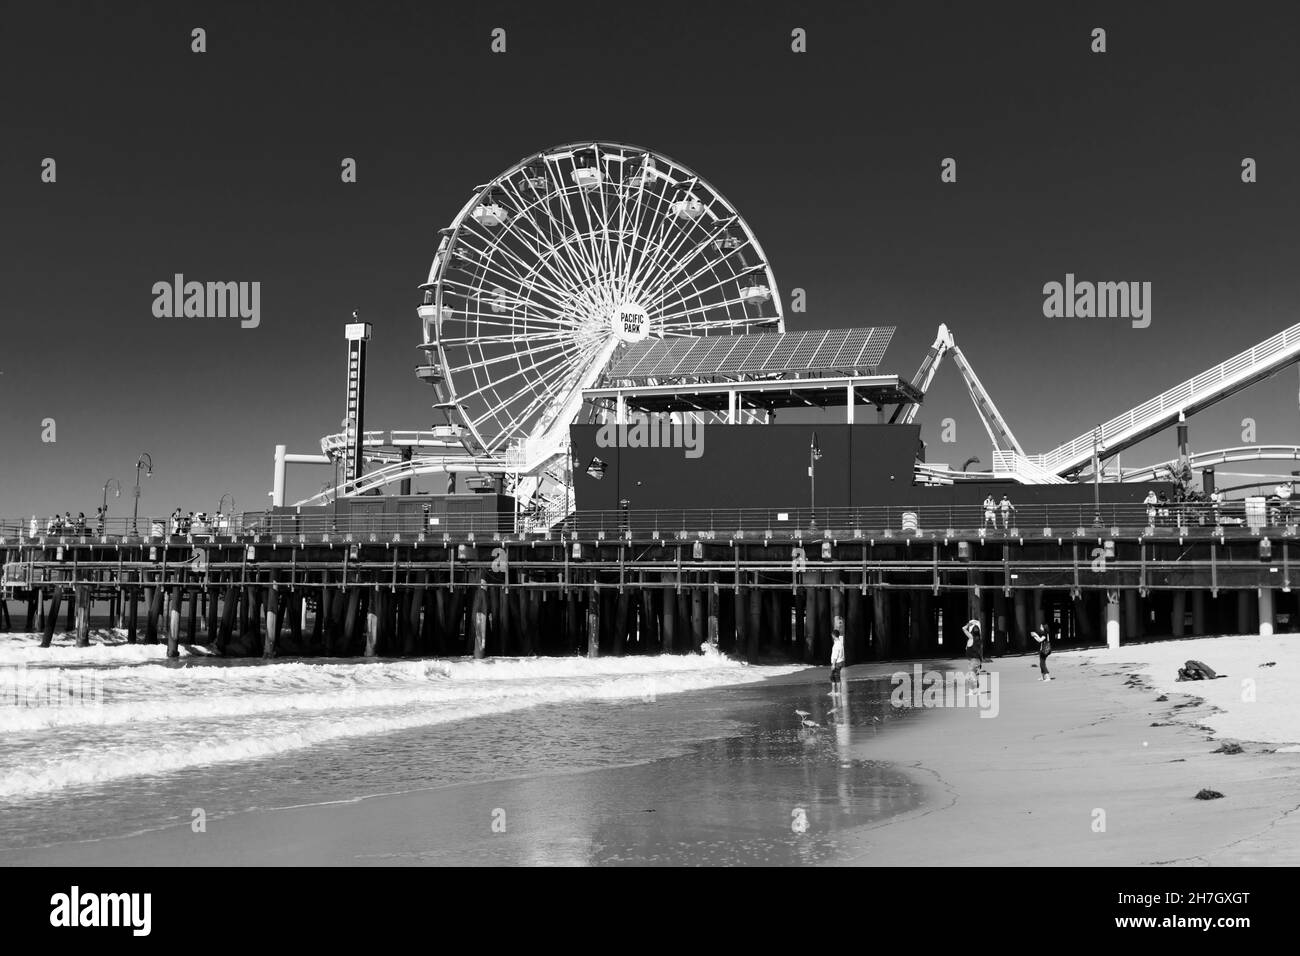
[1176,659,1217,681]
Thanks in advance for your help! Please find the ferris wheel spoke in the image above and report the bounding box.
[652,259,769,318]
[447,339,582,385]
[636,220,740,306]
[622,194,712,309]
[456,334,585,390]
[454,234,582,315]
[656,296,771,327]
[440,328,581,348]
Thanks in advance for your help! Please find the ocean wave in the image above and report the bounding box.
[0,648,805,798]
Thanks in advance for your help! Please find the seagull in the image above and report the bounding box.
[794,709,810,719]
[800,717,821,728]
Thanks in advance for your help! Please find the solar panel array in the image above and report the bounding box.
[607,327,895,381]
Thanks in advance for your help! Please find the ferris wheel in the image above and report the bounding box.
[417,142,784,465]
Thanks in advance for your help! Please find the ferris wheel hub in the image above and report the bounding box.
[611,303,651,343]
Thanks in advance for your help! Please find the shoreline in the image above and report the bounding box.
[2,637,1297,866]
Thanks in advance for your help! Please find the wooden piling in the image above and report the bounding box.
[661,576,676,652]
[871,584,890,659]
[471,578,488,658]
[75,585,91,648]
[263,582,280,659]
[706,572,718,650]
[846,584,863,665]
[586,583,600,658]
[364,583,380,658]
[747,580,762,662]
[144,578,162,645]
[690,579,704,653]
[204,581,218,646]
[167,583,182,658]
[41,588,61,648]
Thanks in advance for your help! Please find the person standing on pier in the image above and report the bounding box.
[1144,490,1158,526]
[1031,623,1052,681]
[982,495,997,530]
[829,628,846,686]
[998,494,1016,530]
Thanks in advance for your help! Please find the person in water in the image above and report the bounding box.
[829,628,845,685]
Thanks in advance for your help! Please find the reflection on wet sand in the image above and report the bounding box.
[582,675,923,866]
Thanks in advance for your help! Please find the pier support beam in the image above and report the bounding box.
[365,587,381,658]
[41,589,61,648]
[803,570,820,661]
[1171,591,1187,638]
[706,572,719,649]
[1123,590,1140,641]
[1259,587,1275,638]
[1236,590,1253,635]
[1192,590,1206,635]
[473,578,488,658]
[1012,590,1028,653]
[586,584,600,658]
[846,582,863,665]
[263,584,280,659]
[1105,595,1121,649]
[872,585,890,659]
[168,584,182,658]
[75,586,90,648]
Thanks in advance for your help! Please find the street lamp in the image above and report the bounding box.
[101,478,122,519]
[132,453,153,536]
[809,431,824,530]
[1091,426,1103,528]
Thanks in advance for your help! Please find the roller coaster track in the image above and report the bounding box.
[1119,445,1300,484]
[1028,321,1300,478]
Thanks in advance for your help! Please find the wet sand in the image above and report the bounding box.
[5,645,1298,866]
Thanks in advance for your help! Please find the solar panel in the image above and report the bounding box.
[609,340,657,378]
[787,330,826,367]
[665,337,708,376]
[825,328,871,368]
[605,327,895,381]
[736,333,782,373]
[646,338,696,377]
[760,334,799,371]
[810,330,852,368]
[858,327,894,369]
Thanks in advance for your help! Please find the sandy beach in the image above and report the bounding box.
[3,633,1296,867]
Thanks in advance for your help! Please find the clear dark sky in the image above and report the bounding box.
[2,1,1298,519]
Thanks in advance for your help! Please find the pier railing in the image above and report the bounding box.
[2,499,1291,542]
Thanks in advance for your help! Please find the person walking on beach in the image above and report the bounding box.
[1031,622,1052,681]
[829,628,845,686]
[982,494,997,530]
[962,617,984,668]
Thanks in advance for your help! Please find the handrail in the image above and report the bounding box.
[2,497,1289,543]
[1034,322,1300,475]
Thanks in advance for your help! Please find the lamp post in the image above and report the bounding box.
[332,455,341,534]
[101,478,122,522]
[1091,426,1103,528]
[809,431,823,529]
[132,453,153,536]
